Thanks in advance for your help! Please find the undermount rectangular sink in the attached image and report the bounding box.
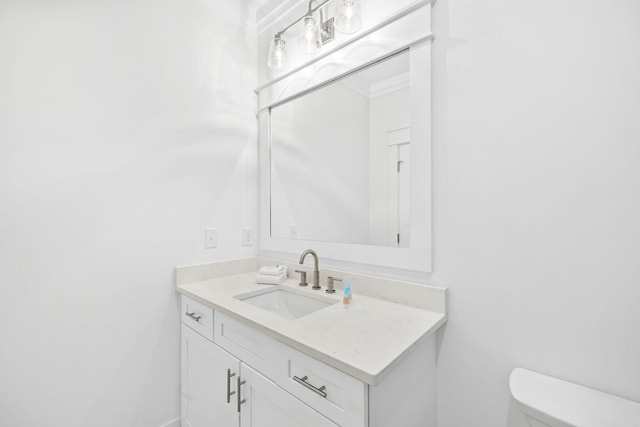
[235,287,336,319]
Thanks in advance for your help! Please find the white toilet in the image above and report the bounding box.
[509,368,640,427]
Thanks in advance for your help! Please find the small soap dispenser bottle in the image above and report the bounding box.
[343,283,352,307]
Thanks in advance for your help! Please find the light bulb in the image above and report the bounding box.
[267,35,289,72]
[299,15,319,54]
[345,4,353,19]
[335,0,362,34]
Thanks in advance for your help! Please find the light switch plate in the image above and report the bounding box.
[205,228,218,249]
[242,227,253,246]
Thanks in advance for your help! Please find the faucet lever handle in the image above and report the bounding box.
[326,276,342,294]
[294,269,308,287]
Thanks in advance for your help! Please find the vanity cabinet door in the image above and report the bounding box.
[238,363,339,427]
[181,324,240,427]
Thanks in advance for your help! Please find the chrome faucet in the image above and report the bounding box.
[299,249,320,290]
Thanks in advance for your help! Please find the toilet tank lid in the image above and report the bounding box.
[509,368,640,427]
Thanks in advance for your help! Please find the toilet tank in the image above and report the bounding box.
[509,368,640,427]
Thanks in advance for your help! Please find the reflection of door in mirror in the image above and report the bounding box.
[366,54,411,247]
[387,128,410,248]
[397,143,410,248]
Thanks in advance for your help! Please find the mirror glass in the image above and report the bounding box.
[270,51,411,247]
[270,50,413,247]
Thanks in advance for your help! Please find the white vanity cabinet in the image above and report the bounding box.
[180,294,437,427]
[181,296,340,427]
[182,323,336,427]
[181,324,238,427]
[240,363,338,427]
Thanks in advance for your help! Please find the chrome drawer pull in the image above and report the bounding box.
[237,376,246,413]
[293,375,327,398]
[226,369,236,403]
[185,312,202,322]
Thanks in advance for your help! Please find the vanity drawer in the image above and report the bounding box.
[276,346,368,427]
[181,295,214,342]
[214,311,282,380]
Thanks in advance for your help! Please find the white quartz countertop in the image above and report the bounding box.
[176,272,446,385]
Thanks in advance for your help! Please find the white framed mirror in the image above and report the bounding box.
[258,4,432,273]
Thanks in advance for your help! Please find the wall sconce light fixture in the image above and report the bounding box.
[267,0,363,72]
[335,0,363,34]
[267,34,289,71]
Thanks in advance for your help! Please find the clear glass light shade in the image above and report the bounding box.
[299,15,320,54]
[267,36,289,71]
[335,0,362,34]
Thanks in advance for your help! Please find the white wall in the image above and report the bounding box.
[431,0,640,426]
[0,1,257,426]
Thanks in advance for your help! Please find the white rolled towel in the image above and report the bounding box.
[259,265,287,276]
[255,273,287,285]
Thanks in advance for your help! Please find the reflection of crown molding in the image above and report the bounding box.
[339,73,410,100]
[370,72,410,99]
[339,79,371,99]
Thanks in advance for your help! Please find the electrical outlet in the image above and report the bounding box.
[205,228,218,249]
[242,227,254,246]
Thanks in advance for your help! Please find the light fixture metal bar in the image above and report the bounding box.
[275,0,332,37]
